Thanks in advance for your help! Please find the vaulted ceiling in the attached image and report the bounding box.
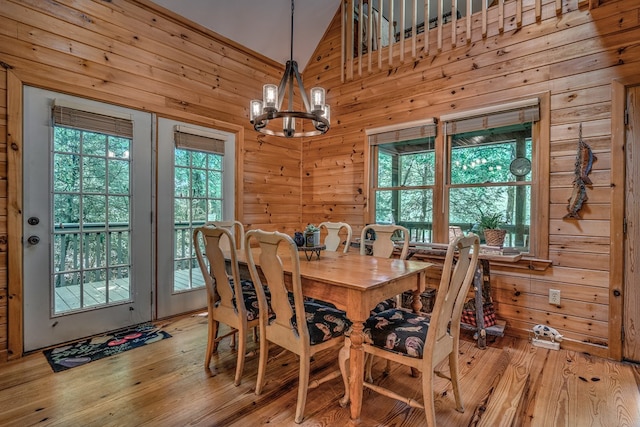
[150,0,342,71]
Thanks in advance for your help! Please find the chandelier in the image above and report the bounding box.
[249,0,330,138]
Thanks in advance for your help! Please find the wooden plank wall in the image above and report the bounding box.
[0,65,7,357]
[0,0,304,360]
[303,0,639,358]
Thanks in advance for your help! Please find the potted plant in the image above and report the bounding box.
[304,224,321,247]
[478,212,507,247]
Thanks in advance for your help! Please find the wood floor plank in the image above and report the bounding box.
[0,315,639,426]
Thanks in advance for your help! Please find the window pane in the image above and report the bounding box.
[54,193,80,224]
[54,127,81,153]
[207,200,222,221]
[108,159,130,194]
[175,167,191,197]
[450,124,532,185]
[375,189,433,242]
[449,185,530,249]
[191,169,207,197]
[108,230,130,266]
[174,199,190,223]
[208,153,223,170]
[175,148,190,167]
[53,154,81,192]
[208,171,222,198]
[83,232,106,269]
[108,196,129,223]
[53,233,81,272]
[83,195,106,223]
[83,157,106,193]
[108,137,130,159]
[82,133,107,156]
[192,151,207,168]
[376,137,435,187]
[400,152,435,186]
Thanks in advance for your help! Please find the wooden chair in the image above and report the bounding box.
[193,225,259,385]
[361,224,411,314]
[338,233,480,425]
[319,221,353,253]
[204,220,245,251]
[360,223,410,260]
[245,229,351,424]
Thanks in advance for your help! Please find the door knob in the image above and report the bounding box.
[27,235,40,245]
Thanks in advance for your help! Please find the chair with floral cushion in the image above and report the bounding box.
[245,229,352,424]
[319,221,353,253]
[193,225,260,385]
[339,233,480,425]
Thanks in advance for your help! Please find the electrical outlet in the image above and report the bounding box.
[549,289,561,305]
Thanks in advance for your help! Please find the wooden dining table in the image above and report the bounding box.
[235,248,434,424]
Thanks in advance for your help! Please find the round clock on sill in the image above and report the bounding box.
[509,157,531,177]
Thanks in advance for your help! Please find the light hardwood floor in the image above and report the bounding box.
[1,314,639,426]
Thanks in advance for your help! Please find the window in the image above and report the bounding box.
[443,99,539,252]
[51,105,134,313]
[368,120,437,242]
[173,127,227,292]
[368,97,543,254]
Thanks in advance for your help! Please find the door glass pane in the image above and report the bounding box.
[52,126,132,314]
[173,149,223,292]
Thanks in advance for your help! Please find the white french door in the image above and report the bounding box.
[23,87,154,351]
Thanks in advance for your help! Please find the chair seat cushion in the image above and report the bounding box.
[370,298,397,316]
[364,308,430,358]
[291,302,352,346]
[230,279,267,322]
[239,285,260,321]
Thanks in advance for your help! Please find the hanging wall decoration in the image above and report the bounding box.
[564,123,597,219]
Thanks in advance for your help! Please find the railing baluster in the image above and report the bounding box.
[424,0,430,55]
[367,0,373,72]
[536,0,542,21]
[437,0,443,51]
[358,0,363,77]
[482,0,487,37]
[388,0,394,66]
[400,0,405,63]
[466,0,471,44]
[498,0,504,33]
[378,0,383,70]
[516,0,522,27]
[411,0,417,58]
[451,0,457,48]
[341,0,346,82]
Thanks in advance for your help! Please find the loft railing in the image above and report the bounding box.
[341,0,599,81]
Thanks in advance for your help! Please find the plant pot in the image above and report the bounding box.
[483,229,507,247]
[304,230,320,247]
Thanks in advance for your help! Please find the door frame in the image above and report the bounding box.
[611,77,640,361]
[6,70,245,359]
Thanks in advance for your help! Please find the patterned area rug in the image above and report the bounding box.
[43,323,171,372]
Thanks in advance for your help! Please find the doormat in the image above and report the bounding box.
[42,323,171,372]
